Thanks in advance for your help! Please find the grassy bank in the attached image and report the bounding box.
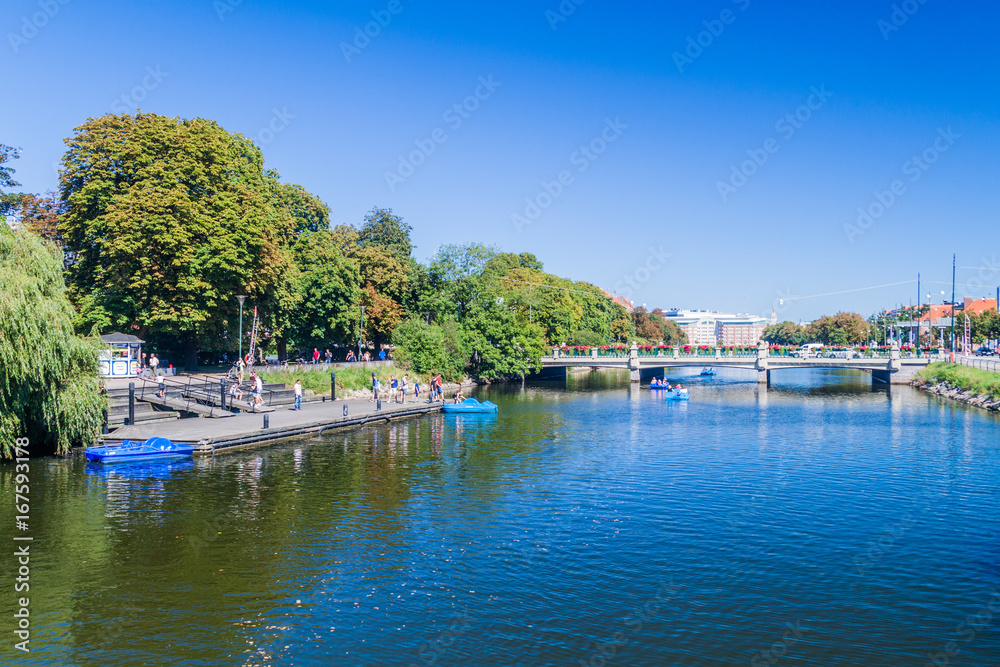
[916,362,1000,400]
[256,366,444,395]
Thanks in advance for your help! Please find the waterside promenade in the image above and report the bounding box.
[101,395,442,454]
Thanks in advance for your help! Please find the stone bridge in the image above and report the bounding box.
[535,341,933,385]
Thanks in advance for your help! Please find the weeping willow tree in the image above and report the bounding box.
[0,227,105,457]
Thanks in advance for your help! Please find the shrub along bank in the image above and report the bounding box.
[914,362,1000,410]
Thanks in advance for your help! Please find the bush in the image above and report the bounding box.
[392,317,467,381]
[918,362,1000,400]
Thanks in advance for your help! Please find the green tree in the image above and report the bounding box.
[277,181,331,236]
[358,207,412,261]
[58,113,300,369]
[0,144,22,215]
[0,228,105,456]
[762,321,807,345]
[288,230,361,351]
[392,317,466,381]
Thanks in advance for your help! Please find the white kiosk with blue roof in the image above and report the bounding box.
[99,332,144,378]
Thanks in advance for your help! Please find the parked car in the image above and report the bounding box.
[975,347,997,356]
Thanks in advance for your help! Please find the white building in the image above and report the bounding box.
[660,308,768,346]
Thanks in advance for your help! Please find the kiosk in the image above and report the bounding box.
[99,333,144,378]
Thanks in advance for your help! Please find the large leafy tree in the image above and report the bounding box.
[18,191,65,244]
[358,206,412,261]
[0,227,105,456]
[58,113,300,369]
[277,181,330,236]
[288,230,361,352]
[762,321,808,345]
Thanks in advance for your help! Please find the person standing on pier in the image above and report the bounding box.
[371,372,379,402]
[389,375,397,402]
[293,379,302,411]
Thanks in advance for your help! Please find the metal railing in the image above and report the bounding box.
[956,355,1000,373]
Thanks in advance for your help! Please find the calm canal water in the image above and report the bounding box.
[3,369,1000,666]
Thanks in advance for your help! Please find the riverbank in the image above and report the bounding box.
[256,366,476,401]
[912,361,1000,412]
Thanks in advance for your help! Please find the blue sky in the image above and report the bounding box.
[4,0,998,320]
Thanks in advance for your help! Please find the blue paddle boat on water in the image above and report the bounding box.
[649,379,670,389]
[664,387,690,401]
[86,437,194,463]
[700,368,717,377]
[441,397,499,414]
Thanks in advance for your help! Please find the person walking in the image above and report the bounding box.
[414,378,420,400]
[379,348,386,361]
[435,374,443,403]
[312,348,320,365]
[325,349,332,364]
[293,379,302,411]
[389,375,397,403]
[400,374,408,404]
[371,372,379,402]
[149,353,159,377]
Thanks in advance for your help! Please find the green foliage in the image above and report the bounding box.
[969,309,1000,343]
[289,230,361,348]
[762,321,808,345]
[568,329,604,347]
[58,113,300,366]
[0,143,22,215]
[461,291,546,380]
[0,228,106,456]
[392,317,466,381]
[277,182,331,236]
[359,207,412,261]
[918,362,1000,400]
[806,312,868,345]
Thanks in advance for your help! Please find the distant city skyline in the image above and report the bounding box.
[4,0,999,320]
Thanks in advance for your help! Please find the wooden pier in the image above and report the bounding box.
[101,396,443,454]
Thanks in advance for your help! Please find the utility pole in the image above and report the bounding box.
[236,294,247,363]
[950,254,956,359]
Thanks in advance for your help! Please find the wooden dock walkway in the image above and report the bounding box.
[101,397,443,454]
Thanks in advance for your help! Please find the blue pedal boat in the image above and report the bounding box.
[86,437,194,463]
[441,398,499,414]
[664,388,690,401]
[699,368,717,376]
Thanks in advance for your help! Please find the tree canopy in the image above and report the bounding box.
[58,113,301,368]
[0,227,105,456]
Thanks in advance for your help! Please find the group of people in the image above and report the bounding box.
[650,377,683,390]
[228,371,266,409]
[308,348,390,364]
[371,373,446,404]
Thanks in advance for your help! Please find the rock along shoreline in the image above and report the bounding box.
[911,379,1000,412]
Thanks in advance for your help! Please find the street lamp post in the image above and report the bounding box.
[236,295,247,364]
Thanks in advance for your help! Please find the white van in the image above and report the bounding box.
[795,343,823,358]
